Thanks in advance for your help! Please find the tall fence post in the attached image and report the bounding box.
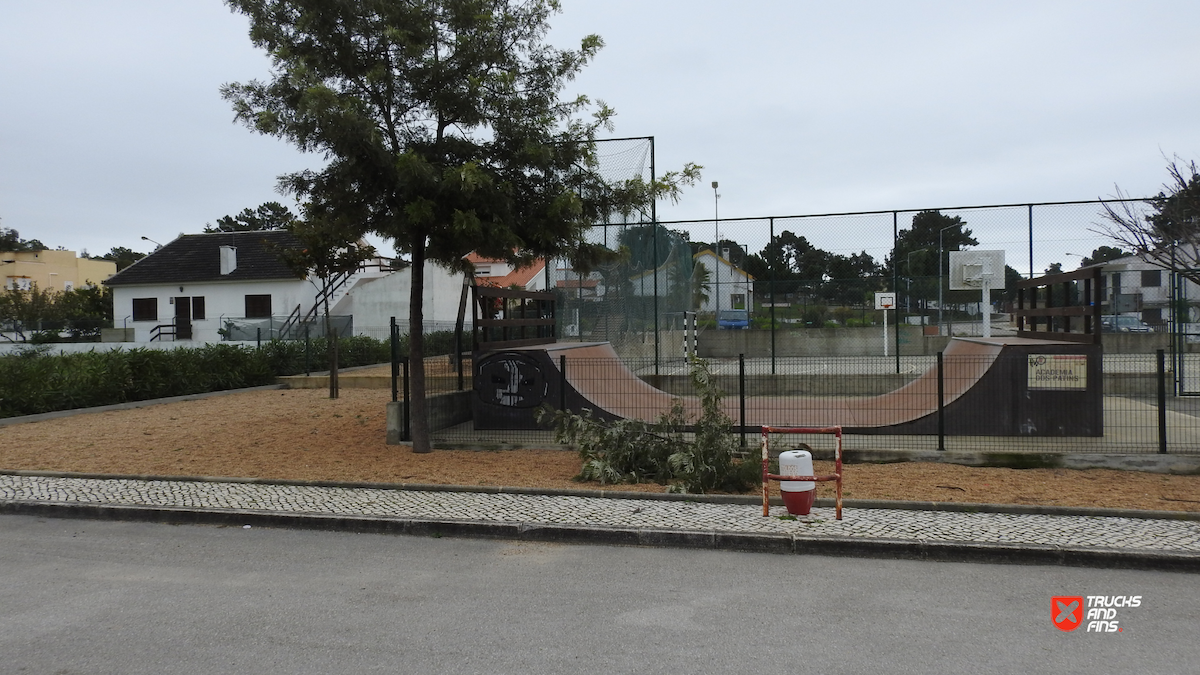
[304,323,311,376]
[402,357,410,442]
[1158,348,1168,454]
[893,210,901,374]
[937,351,945,451]
[256,327,261,348]
[390,317,399,403]
[653,222,660,378]
[769,216,777,375]
[559,354,567,412]
[739,354,747,448]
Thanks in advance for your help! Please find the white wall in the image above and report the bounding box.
[1101,257,1200,323]
[112,278,317,342]
[347,263,469,336]
[693,252,753,314]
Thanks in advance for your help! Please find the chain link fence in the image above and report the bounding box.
[550,199,1197,364]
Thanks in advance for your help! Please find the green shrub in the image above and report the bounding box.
[539,357,760,494]
[0,332,437,418]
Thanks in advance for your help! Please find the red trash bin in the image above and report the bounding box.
[778,449,815,515]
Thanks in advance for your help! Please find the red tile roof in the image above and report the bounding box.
[467,253,545,289]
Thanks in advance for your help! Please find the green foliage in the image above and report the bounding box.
[205,201,297,233]
[0,284,113,341]
[1081,245,1130,267]
[0,333,411,418]
[0,226,46,252]
[91,246,147,271]
[802,305,828,327]
[222,0,701,452]
[539,357,759,494]
[750,315,778,330]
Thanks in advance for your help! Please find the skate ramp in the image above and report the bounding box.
[473,338,1102,436]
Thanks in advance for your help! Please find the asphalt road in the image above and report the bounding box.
[2,515,1197,675]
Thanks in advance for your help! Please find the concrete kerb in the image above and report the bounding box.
[5,469,1199,522]
[4,499,1198,572]
[6,468,1200,521]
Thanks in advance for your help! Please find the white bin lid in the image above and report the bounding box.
[778,449,814,492]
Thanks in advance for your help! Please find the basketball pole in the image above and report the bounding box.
[883,304,889,357]
[982,277,991,338]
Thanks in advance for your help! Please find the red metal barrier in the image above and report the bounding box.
[761,426,843,520]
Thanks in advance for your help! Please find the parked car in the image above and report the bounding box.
[1101,315,1152,333]
[718,309,750,329]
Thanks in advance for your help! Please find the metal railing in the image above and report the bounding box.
[431,351,1199,455]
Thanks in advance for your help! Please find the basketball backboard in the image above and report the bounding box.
[949,250,1005,290]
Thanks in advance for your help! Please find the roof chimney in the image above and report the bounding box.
[220,246,237,275]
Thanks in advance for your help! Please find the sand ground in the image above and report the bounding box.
[2,387,1198,512]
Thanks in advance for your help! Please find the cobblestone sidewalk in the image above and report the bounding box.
[4,474,1200,562]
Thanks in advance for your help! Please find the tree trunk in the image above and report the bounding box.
[329,327,339,399]
[409,238,432,453]
[324,287,338,399]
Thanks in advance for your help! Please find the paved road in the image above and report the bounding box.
[2,516,1196,675]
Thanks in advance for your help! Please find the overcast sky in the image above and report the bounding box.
[2,1,1197,275]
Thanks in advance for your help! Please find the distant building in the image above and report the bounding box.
[688,248,754,314]
[466,253,547,291]
[1092,254,1200,326]
[627,248,755,315]
[103,231,389,342]
[1,249,115,292]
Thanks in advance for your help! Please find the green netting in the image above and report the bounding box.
[553,137,695,362]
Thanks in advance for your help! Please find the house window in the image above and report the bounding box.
[63,281,74,292]
[191,297,206,320]
[1141,270,1161,287]
[7,277,32,291]
[731,293,746,310]
[132,298,158,321]
[245,294,272,318]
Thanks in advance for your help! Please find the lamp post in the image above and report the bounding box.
[712,181,720,321]
[937,223,963,335]
[140,236,162,250]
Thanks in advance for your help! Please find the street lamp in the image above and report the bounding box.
[937,222,964,334]
[140,236,162,250]
[712,181,720,320]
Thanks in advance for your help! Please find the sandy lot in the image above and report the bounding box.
[1,387,1198,512]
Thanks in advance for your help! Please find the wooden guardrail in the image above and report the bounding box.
[472,284,556,352]
[1013,267,1102,344]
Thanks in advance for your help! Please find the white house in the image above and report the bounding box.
[643,247,753,312]
[345,261,471,337]
[104,231,388,342]
[1093,254,1200,326]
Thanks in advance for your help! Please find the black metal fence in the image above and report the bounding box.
[408,350,1200,455]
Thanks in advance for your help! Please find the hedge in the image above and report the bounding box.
[0,331,453,418]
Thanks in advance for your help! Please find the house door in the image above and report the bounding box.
[174,297,193,340]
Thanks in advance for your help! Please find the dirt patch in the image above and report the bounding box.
[1,388,1198,512]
